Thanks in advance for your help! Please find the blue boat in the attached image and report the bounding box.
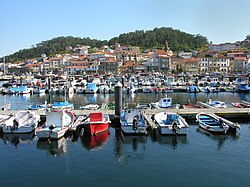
[85,83,98,94]
[187,85,199,93]
[52,101,74,110]
[236,83,250,93]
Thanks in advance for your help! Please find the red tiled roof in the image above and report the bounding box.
[66,66,88,69]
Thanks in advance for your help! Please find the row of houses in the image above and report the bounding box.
[2,44,250,76]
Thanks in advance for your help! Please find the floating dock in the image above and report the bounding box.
[0,108,249,119]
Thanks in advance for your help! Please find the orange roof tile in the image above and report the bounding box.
[66,66,88,69]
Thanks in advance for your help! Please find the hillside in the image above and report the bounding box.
[2,27,208,62]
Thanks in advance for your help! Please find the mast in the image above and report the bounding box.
[3,56,5,75]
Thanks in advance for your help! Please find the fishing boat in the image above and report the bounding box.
[81,112,110,135]
[36,110,75,139]
[196,112,229,133]
[2,110,40,133]
[120,109,148,135]
[151,96,180,109]
[154,112,189,135]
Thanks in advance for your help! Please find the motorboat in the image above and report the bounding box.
[2,110,40,133]
[81,112,110,135]
[135,103,152,110]
[151,96,180,109]
[27,101,50,110]
[120,109,148,135]
[36,110,75,139]
[79,104,100,110]
[18,85,33,94]
[231,101,250,108]
[85,83,98,94]
[33,87,46,94]
[154,112,189,135]
[187,85,199,93]
[207,99,227,108]
[98,84,111,94]
[52,101,74,110]
[196,112,229,133]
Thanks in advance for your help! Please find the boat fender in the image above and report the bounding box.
[132,118,138,130]
[172,121,179,134]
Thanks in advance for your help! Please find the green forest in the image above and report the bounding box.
[2,27,208,62]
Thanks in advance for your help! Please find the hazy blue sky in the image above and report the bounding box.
[0,0,250,57]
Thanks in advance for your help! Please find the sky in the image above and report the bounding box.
[0,0,250,58]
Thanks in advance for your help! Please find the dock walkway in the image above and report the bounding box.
[0,108,249,119]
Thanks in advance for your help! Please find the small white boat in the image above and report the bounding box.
[27,101,50,110]
[120,109,148,135]
[151,96,180,109]
[80,104,100,110]
[154,112,189,135]
[2,110,40,133]
[98,84,111,94]
[196,112,229,133]
[18,85,33,94]
[207,99,227,108]
[36,110,75,139]
[33,87,46,94]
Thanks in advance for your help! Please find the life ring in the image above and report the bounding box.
[172,121,179,134]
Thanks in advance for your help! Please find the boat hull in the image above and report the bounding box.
[154,112,189,135]
[2,111,40,134]
[196,112,229,133]
[120,109,148,135]
[84,123,109,135]
[36,127,68,139]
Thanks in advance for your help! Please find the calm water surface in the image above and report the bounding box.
[0,92,250,187]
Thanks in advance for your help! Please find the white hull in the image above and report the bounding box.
[154,112,189,135]
[2,111,40,134]
[196,112,229,133]
[36,127,69,139]
[120,109,148,135]
[36,110,74,139]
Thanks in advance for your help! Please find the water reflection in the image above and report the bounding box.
[86,94,97,103]
[80,129,110,150]
[36,137,67,156]
[157,135,188,150]
[0,131,35,147]
[197,127,240,151]
[114,129,147,163]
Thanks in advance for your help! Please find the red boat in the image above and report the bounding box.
[82,112,110,135]
[231,101,250,108]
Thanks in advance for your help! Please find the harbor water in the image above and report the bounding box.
[0,92,250,187]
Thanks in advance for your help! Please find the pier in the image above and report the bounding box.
[1,108,249,120]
